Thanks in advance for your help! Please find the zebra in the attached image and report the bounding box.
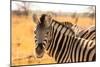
[33,14,96,63]
[62,22,84,36]
[77,25,96,41]
[63,22,95,41]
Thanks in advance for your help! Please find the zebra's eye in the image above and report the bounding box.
[46,32,49,34]
[47,32,48,34]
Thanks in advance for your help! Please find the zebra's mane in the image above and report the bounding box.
[51,19,75,35]
[63,21,73,27]
[38,14,75,36]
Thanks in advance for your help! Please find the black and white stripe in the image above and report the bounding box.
[63,22,95,41]
[77,25,95,40]
[34,14,96,63]
[62,22,84,35]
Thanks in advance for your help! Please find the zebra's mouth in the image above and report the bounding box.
[35,43,45,58]
[36,52,44,58]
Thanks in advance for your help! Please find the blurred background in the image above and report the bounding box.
[11,1,95,66]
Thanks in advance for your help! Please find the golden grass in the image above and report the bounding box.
[12,15,56,66]
[11,15,95,66]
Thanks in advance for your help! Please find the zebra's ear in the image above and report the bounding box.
[46,13,52,23]
[32,14,39,24]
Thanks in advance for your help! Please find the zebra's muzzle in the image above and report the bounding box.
[35,43,45,58]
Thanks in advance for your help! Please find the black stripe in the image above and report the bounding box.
[46,22,57,50]
[48,28,57,55]
[56,29,68,63]
[59,35,69,63]
[46,27,54,50]
[71,37,77,62]
[78,39,85,61]
[67,35,74,62]
[74,38,81,62]
[52,25,63,57]
[92,37,95,40]
[35,40,37,43]
[44,39,47,43]
[80,30,88,38]
[92,53,96,61]
[55,33,65,61]
[64,36,72,63]
[82,40,89,61]
[49,23,60,56]
[86,43,95,61]
[86,30,95,40]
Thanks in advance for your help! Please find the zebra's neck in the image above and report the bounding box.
[45,20,75,62]
[45,21,95,63]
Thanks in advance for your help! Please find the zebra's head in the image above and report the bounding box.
[33,14,52,58]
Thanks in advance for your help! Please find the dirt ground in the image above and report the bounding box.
[11,14,95,66]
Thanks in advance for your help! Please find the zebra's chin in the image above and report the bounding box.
[36,53,44,58]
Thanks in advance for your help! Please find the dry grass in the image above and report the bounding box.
[11,14,95,66]
[11,15,56,66]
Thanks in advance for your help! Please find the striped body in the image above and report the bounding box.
[45,20,95,63]
[78,25,95,40]
[63,22,85,36]
[63,22,95,40]
[33,14,96,63]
